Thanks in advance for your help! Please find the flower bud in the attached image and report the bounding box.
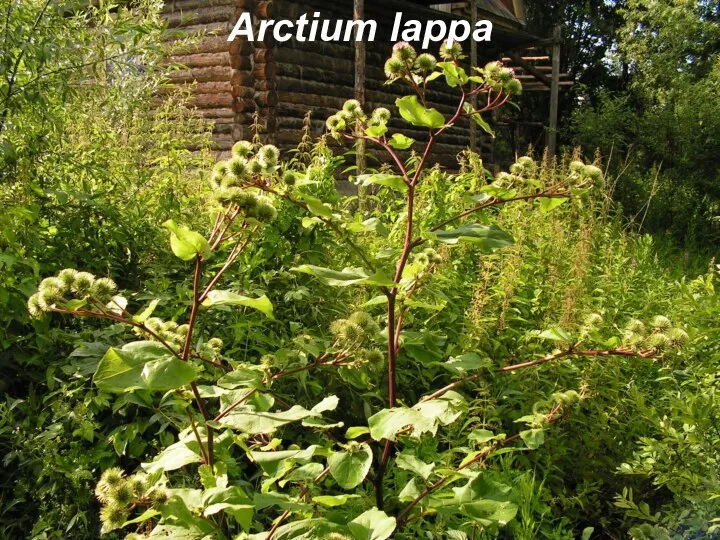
[384,57,405,79]
[91,278,117,302]
[372,107,391,123]
[414,53,437,74]
[392,41,417,62]
[258,145,280,168]
[232,140,254,159]
[650,315,672,331]
[439,40,463,60]
[72,272,96,296]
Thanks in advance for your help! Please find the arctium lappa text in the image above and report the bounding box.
[228,11,493,49]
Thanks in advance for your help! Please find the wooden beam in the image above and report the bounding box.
[546,25,562,158]
[354,0,366,179]
[507,52,552,87]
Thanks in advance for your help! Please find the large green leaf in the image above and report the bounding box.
[292,265,395,287]
[443,352,492,374]
[435,223,514,252]
[437,62,468,88]
[368,392,465,441]
[537,197,569,213]
[217,404,320,434]
[355,173,407,193]
[388,133,415,150]
[396,453,435,480]
[328,443,373,489]
[93,341,197,393]
[163,220,210,261]
[396,95,445,129]
[348,508,397,540]
[452,475,518,527]
[295,192,333,219]
[201,290,274,319]
[142,440,203,473]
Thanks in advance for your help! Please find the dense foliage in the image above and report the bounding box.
[2,2,719,540]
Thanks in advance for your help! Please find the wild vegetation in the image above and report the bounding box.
[1,1,719,539]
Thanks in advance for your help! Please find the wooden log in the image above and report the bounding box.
[190,93,235,108]
[253,63,276,79]
[164,6,235,28]
[169,66,233,84]
[162,0,238,11]
[173,52,231,69]
[230,55,253,70]
[254,1,274,18]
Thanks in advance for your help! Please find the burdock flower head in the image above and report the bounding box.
[439,40,463,61]
[384,57,405,79]
[232,140,254,159]
[414,53,437,74]
[257,144,280,168]
[392,41,417,62]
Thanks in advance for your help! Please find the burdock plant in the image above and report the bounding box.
[28,41,689,538]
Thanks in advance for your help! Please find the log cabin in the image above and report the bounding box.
[162,1,566,164]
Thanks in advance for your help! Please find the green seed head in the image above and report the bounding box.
[96,467,125,501]
[40,276,66,294]
[650,315,672,331]
[484,61,502,78]
[57,269,79,290]
[625,319,646,335]
[569,160,586,173]
[39,285,63,307]
[228,157,249,181]
[258,145,280,167]
[343,99,362,114]
[348,311,378,333]
[584,164,603,181]
[330,319,348,338]
[162,320,178,332]
[91,278,117,302]
[232,140,254,159]
[254,201,277,222]
[149,487,169,506]
[392,41,417,62]
[505,78,522,96]
[326,114,346,132]
[282,170,297,186]
[72,272,95,296]
[646,333,670,349]
[372,107,391,123]
[236,192,259,212]
[583,313,603,328]
[176,324,190,337]
[28,294,44,318]
[415,53,437,74]
[213,161,229,176]
[208,337,223,350]
[100,503,127,532]
[145,318,164,333]
[128,476,146,497]
[384,57,405,79]
[440,40,463,60]
[109,480,135,506]
[666,327,689,347]
[248,159,264,176]
[343,322,363,341]
[498,67,514,83]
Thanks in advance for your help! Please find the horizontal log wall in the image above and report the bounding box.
[163,0,500,163]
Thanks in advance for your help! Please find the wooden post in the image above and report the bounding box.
[354,0,366,184]
[469,0,478,153]
[546,25,561,158]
